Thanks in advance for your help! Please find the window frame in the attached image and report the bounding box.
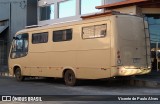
[10,33,29,59]
[53,29,73,42]
[39,4,55,21]
[80,0,102,15]
[32,32,49,44]
[58,0,76,18]
[81,24,107,39]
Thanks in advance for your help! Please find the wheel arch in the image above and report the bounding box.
[13,65,21,75]
[62,67,76,78]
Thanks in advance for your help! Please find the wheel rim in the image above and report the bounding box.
[15,70,21,80]
[65,70,76,86]
[67,73,73,83]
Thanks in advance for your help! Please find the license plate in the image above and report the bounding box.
[133,58,141,63]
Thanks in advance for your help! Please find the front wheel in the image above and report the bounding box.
[64,70,77,86]
[15,68,25,81]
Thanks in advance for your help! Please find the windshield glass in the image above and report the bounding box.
[10,33,28,59]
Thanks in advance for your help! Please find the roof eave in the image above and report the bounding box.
[96,0,149,9]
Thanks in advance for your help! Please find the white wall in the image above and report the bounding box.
[105,0,124,4]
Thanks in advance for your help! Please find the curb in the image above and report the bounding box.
[0,72,12,77]
[130,78,160,88]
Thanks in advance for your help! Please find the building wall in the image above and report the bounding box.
[10,0,27,41]
[0,0,27,67]
[0,2,10,21]
[113,6,137,15]
[110,6,160,16]
[105,0,124,4]
[38,0,125,25]
[0,0,38,41]
[0,0,37,68]
[142,8,160,14]
[27,0,38,26]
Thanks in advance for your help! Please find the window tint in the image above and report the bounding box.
[40,4,54,21]
[32,32,48,44]
[82,24,107,39]
[53,29,72,42]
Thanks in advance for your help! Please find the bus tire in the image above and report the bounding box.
[64,70,76,86]
[15,68,25,81]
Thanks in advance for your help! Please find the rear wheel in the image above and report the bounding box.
[64,70,76,86]
[15,68,25,81]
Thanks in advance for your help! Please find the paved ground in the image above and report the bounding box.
[0,77,160,95]
[0,76,160,104]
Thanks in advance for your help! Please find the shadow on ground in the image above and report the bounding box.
[21,77,132,87]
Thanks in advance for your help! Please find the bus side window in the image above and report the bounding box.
[32,32,48,44]
[11,33,29,59]
[53,29,72,42]
[82,24,107,39]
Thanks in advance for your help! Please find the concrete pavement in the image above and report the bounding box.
[0,67,160,88]
[130,70,160,88]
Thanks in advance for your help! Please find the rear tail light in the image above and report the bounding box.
[117,51,122,65]
[117,51,120,58]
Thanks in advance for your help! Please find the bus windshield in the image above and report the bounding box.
[10,33,28,59]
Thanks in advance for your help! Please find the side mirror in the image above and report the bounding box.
[13,37,19,40]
